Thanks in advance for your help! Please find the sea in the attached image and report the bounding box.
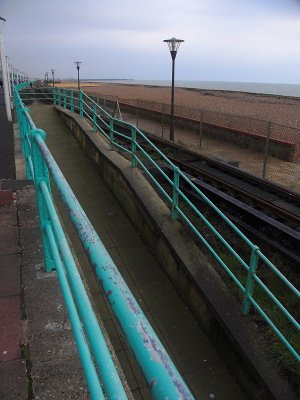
[82,79,300,98]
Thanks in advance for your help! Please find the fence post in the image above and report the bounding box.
[109,118,114,149]
[79,91,83,117]
[136,99,139,127]
[53,87,56,105]
[31,128,55,272]
[262,121,271,178]
[131,126,137,168]
[22,108,34,180]
[199,109,203,148]
[63,88,67,109]
[92,103,97,132]
[161,103,165,138]
[57,87,61,106]
[19,106,26,154]
[242,245,260,315]
[171,167,180,220]
[70,90,74,112]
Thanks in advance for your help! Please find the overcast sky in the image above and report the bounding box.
[1,0,300,83]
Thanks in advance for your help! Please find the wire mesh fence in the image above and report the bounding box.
[89,94,300,193]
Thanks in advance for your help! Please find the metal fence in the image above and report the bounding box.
[90,94,300,190]
[17,85,300,379]
[14,82,195,400]
[48,86,300,366]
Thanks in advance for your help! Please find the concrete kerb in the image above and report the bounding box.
[54,105,298,400]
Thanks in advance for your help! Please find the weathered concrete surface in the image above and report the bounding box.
[0,201,27,399]
[18,184,90,399]
[52,104,298,400]
[0,92,27,400]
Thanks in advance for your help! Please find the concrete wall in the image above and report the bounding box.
[55,105,297,400]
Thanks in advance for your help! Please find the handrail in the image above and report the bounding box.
[49,86,299,364]
[14,83,195,399]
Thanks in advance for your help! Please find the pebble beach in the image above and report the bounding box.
[64,82,300,129]
[56,81,300,191]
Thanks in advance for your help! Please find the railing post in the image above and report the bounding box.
[63,88,67,109]
[57,87,61,106]
[242,245,260,315]
[31,128,55,272]
[171,167,180,220]
[92,103,97,132]
[22,108,34,180]
[109,118,114,149]
[70,89,74,112]
[131,126,137,167]
[53,87,56,105]
[79,91,83,117]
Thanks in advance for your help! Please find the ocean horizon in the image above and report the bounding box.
[81,79,300,98]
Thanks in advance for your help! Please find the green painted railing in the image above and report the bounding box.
[14,83,195,399]
[49,86,299,364]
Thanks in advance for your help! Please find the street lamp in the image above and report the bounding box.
[163,37,184,142]
[0,16,12,121]
[74,61,82,91]
[45,71,48,85]
[51,68,55,87]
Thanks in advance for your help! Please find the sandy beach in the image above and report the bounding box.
[58,82,300,129]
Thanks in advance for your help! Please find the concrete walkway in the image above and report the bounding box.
[29,104,247,399]
[0,92,27,399]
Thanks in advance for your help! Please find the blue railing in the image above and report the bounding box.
[14,83,195,399]
[50,86,299,364]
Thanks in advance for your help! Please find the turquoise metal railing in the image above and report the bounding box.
[14,84,195,399]
[49,86,299,364]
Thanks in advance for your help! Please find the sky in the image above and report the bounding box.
[1,0,300,84]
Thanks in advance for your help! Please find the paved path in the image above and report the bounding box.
[0,93,27,399]
[29,104,247,399]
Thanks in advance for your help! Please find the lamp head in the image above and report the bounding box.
[74,61,82,69]
[163,37,184,59]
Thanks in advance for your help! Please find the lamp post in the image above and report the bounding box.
[74,61,82,91]
[163,37,184,142]
[0,16,12,121]
[45,71,48,85]
[5,55,11,96]
[51,68,55,87]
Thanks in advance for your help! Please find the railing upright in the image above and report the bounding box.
[63,88,67,109]
[31,128,55,272]
[53,87,56,105]
[109,119,114,149]
[92,103,97,132]
[171,167,180,220]
[57,87,61,106]
[70,89,74,112]
[242,246,259,315]
[79,91,83,117]
[22,108,34,180]
[131,126,137,167]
